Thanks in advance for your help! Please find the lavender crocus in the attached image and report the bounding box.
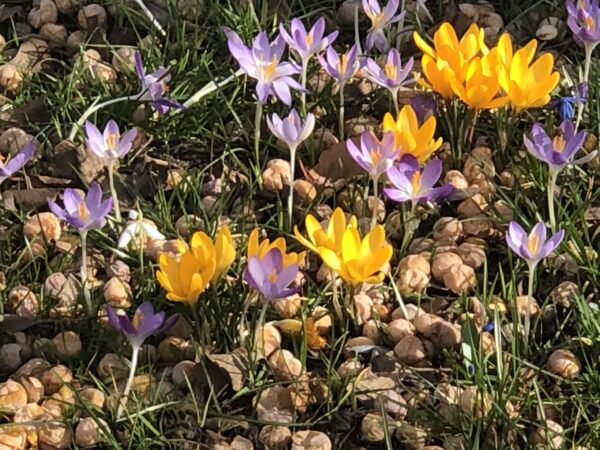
[224,28,304,105]
[506,221,564,343]
[410,93,437,124]
[384,155,453,211]
[244,248,300,301]
[567,0,600,49]
[362,0,404,52]
[524,121,595,230]
[85,120,138,162]
[0,143,35,187]
[279,17,338,68]
[134,51,182,115]
[106,302,177,417]
[364,48,413,112]
[48,183,112,231]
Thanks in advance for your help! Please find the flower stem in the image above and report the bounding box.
[547,169,559,232]
[466,108,479,148]
[330,270,343,323]
[287,144,297,229]
[108,161,121,224]
[117,345,139,419]
[399,202,418,256]
[371,174,380,228]
[575,44,595,131]
[339,84,345,141]
[182,69,245,109]
[301,60,308,117]
[392,91,400,115]
[68,96,136,141]
[254,101,264,185]
[79,230,92,315]
[524,263,536,349]
[354,1,362,54]
[132,0,166,36]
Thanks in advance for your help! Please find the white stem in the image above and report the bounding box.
[330,270,343,323]
[117,345,139,419]
[339,83,345,141]
[547,169,559,232]
[68,96,137,141]
[79,230,92,315]
[287,144,297,228]
[371,174,379,228]
[108,161,121,223]
[182,69,245,109]
[301,60,308,116]
[575,43,595,131]
[354,1,362,54]
[133,0,166,36]
[392,89,399,115]
[524,263,536,349]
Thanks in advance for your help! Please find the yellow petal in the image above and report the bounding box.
[319,247,342,272]
[341,228,362,262]
[248,228,260,258]
[413,31,436,59]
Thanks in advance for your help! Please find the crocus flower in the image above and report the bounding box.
[410,93,437,124]
[48,183,113,231]
[318,45,364,85]
[212,225,236,282]
[496,34,560,111]
[382,104,443,162]
[567,0,600,49]
[279,17,338,67]
[413,23,488,98]
[506,221,564,268]
[106,301,177,348]
[224,28,304,105]
[364,48,414,103]
[362,0,404,52]
[248,228,305,267]
[294,207,358,256]
[524,121,591,171]
[85,120,138,163]
[244,248,300,300]
[118,210,166,249]
[347,131,398,177]
[267,110,315,151]
[318,225,392,285]
[134,51,183,114]
[0,143,35,186]
[384,155,453,208]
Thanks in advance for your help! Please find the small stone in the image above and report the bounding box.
[50,331,82,359]
[0,379,28,413]
[515,295,540,318]
[398,254,430,275]
[256,386,294,423]
[361,412,387,443]
[106,260,131,283]
[293,180,317,204]
[112,47,138,73]
[549,281,579,309]
[97,353,129,380]
[79,387,106,413]
[103,277,132,308]
[430,320,461,348]
[291,430,332,450]
[460,386,492,419]
[23,212,61,245]
[394,336,426,365]
[38,421,72,450]
[386,319,415,344]
[433,217,463,242]
[444,170,469,190]
[432,252,463,282]
[28,0,59,28]
[262,159,291,192]
[41,365,72,395]
[268,349,303,381]
[78,4,108,30]
[336,359,362,378]
[443,264,477,293]
[171,360,198,386]
[414,313,442,337]
[546,349,580,379]
[398,268,430,295]
[18,376,44,403]
[374,389,407,418]
[7,285,38,319]
[0,344,23,374]
[259,425,292,449]
[157,337,189,363]
[457,243,486,269]
[531,419,564,449]
[75,417,108,447]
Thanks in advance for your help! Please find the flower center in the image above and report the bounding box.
[553,135,566,152]
[384,63,398,80]
[527,233,540,255]
[263,58,279,80]
[371,149,381,166]
[106,133,118,151]
[411,171,422,193]
[372,12,386,28]
[338,54,349,75]
[583,14,596,31]
[78,202,88,220]
[306,34,314,46]
[132,309,144,331]
[267,269,278,283]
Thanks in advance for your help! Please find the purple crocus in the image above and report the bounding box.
[384,155,453,209]
[347,131,398,178]
[567,0,600,49]
[244,248,300,301]
[524,121,592,172]
[410,93,437,124]
[506,221,564,268]
[318,45,364,85]
[279,17,338,67]
[364,48,413,111]
[106,302,178,348]
[362,0,404,52]
[267,109,316,151]
[85,120,138,162]
[224,28,304,105]
[134,51,183,114]
[0,143,35,186]
[48,183,112,231]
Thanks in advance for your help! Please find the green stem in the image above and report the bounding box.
[79,230,92,315]
[68,96,136,141]
[254,101,264,184]
[255,300,269,363]
[547,169,559,232]
[524,263,536,349]
[371,174,380,228]
[339,84,345,141]
[330,270,343,323]
[399,202,418,256]
[575,43,595,131]
[392,90,400,115]
[288,144,298,229]
[301,60,308,116]
[108,161,121,223]
[117,345,139,418]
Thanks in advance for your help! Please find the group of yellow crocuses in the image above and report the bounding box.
[414,23,560,111]
[155,208,393,304]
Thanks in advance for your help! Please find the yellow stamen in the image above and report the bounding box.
[306,34,314,46]
[384,63,398,80]
[268,270,278,283]
[527,234,540,255]
[584,15,596,31]
[411,171,421,193]
[106,133,118,151]
[78,203,88,220]
[372,12,386,28]
[263,58,278,79]
[338,54,349,75]
[553,135,566,152]
[132,310,144,331]
[371,149,381,166]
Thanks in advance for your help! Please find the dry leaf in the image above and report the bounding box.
[2,188,61,211]
[312,140,363,181]
[206,348,248,392]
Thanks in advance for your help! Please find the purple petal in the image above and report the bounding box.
[530,221,547,257]
[85,121,106,158]
[539,229,565,259]
[3,143,36,174]
[48,200,67,221]
[397,154,419,173]
[276,264,299,290]
[247,256,267,287]
[426,184,454,202]
[134,51,146,82]
[62,188,84,214]
[116,128,138,158]
[383,187,411,203]
[85,183,102,210]
[255,82,271,104]
[420,158,443,190]
[272,79,292,106]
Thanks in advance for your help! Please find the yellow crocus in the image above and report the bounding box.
[247,228,305,267]
[413,22,488,98]
[318,225,392,286]
[212,225,236,282]
[449,49,509,110]
[156,251,215,304]
[294,207,358,256]
[496,33,560,111]
[382,105,443,163]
